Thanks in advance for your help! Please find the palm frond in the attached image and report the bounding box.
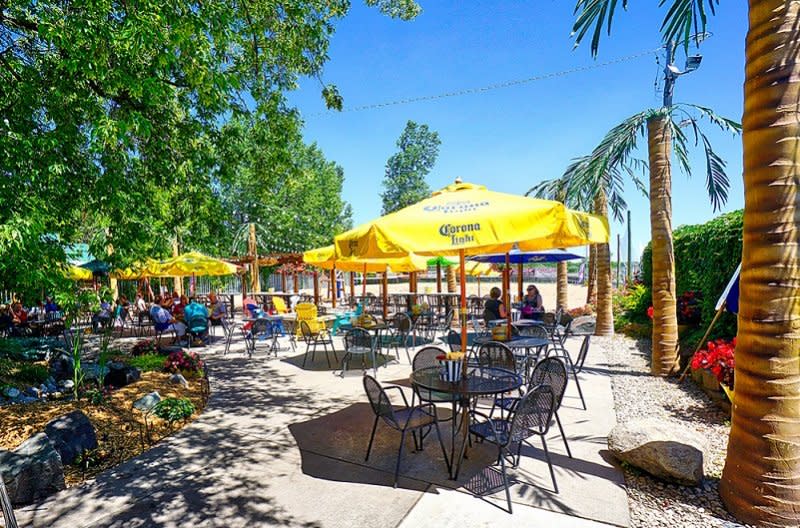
[572,0,629,57]
[699,132,729,211]
[660,0,718,50]
[679,103,742,135]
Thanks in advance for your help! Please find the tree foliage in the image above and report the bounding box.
[0,0,416,298]
[381,120,441,214]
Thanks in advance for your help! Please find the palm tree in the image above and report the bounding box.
[530,155,638,336]
[572,1,800,524]
[587,105,738,374]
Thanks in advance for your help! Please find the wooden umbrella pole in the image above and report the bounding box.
[517,262,523,301]
[505,252,512,340]
[382,272,388,320]
[460,249,467,355]
[437,263,442,293]
[330,268,337,308]
[678,303,726,382]
[362,264,367,297]
[313,270,319,306]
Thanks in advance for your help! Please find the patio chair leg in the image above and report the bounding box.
[554,411,572,458]
[541,435,558,494]
[500,448,512,514]
[365,416,379,461]
[572,368,586,410]
[432,418,451,474]
[394,430,407,488]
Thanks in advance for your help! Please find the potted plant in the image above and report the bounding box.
[690,338,735,402]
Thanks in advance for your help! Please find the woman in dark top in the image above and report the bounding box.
[521,284,544,320]
[483,287,507,323]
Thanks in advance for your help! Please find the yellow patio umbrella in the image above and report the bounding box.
[110,259,163,280]
[150,251,241,277]
[334,180,610,351]
[64,265,93,281]
[303,245,428,312]
[465,262,497,277]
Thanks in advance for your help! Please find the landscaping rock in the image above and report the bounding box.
[608,418,705,486]
[44,410,98,465]
[170,373,189,388]
[0,432,65,504]
[571,315,596,335]
[24,387,40,399]
[47,350,74,381]
[104,362,141,388]
[3,387,20,399]
[133,391,161,412]
[61,379,75,392]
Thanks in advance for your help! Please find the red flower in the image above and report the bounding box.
[647,306,654,319]
[690,337,735,390]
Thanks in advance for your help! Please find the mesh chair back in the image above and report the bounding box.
[575,335,591,373]
[440,310,454,331]
[392,312,412,334]
[514,323,549,339]
[554,307,563,326]
[363,375,398,427]
[530,357,568,408]
[558,319,573,345]
[412,346,445,372]
[477,341,516,372]
[299,320,317,340]
[253,319,271,336]
[445,330,462,352]
[509,385,555,444]
[345,327,373,353]
[541,312,557,328]
[470,315,487,336]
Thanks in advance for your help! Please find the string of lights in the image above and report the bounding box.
[306,47,662,118]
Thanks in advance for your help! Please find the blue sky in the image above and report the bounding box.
[286,1,747,261]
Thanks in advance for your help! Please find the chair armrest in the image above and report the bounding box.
[469,409,503,439]
[382,385,410,408]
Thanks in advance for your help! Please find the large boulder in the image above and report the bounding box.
[104,362,141,388]
[0,433,65,504]
[44,410,98,465]
[47,349,74,381]
[608,419,705,486]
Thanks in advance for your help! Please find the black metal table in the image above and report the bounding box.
[410,366,521,479]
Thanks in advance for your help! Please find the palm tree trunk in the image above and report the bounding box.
[586,244,597,305]
[720,3,800,524]
[445,265,456,293]
[556,261,568,310]
[594,192,614,336]
[647,114,679,376]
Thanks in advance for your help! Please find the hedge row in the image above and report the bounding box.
[640,209,742,339]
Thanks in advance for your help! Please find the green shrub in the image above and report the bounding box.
[0,358,49,386]
[153,397,196,423]
[639,210,742,340]
[126,354,169,372]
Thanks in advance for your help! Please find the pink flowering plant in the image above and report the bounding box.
[164,350,205,377]
[132,339,158,356]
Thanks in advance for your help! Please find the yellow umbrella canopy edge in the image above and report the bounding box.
[152,252,240,277]
[64,265,93,281]
[303,245,427,273]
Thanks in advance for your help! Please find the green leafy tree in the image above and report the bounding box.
[381,121,441,214]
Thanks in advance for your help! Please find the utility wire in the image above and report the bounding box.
[306,47,662,118]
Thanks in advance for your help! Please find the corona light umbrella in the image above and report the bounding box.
[334,180,609,353]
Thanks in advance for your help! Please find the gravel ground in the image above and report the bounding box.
[598,335,744,528]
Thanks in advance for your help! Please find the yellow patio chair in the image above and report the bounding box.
[272,296,289,314]
[295,302,326,337]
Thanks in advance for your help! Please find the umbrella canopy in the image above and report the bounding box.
[333,181,608,259]
[79,258,111,276]
[149,252,241,277]
[110,259,163,280]
[465,262,498,277]
[303,245,427,273]
[65,265,93,281]
[469,248,583,264]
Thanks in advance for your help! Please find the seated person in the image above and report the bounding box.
[44,296,59,313]
[113,295,130,327]
[92,298,112,332]
[27,301,44,321]
[133,292,148,322]
[172,294,188,321]
[11,302,29,328]
[208,292,227,326]
[149,295,187,343]
[483,287,507,324]
[521,284,544,320]
[0,305,14,334]
[183,297,210,343]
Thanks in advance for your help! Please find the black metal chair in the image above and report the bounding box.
[341,327,376,376]
[382,312,413,364]
[513,323,549,339]
[548,334,590,410]
[476,341,516,372]
[411,346,459,423]
[363,375,449,487]
[445,329,462,353]
[493,357,572,458]
[300,320,336,369]
[222,319,239,356]
[0,469,18,528]
[435,309,454,341]
[469,385,559,512]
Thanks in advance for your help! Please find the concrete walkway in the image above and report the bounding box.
[13,331,629,528]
